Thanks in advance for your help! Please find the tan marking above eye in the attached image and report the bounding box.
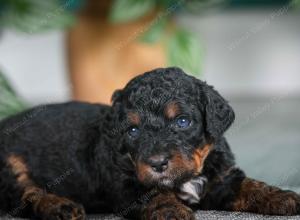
[164,102,181,119]
[127,112,140,125]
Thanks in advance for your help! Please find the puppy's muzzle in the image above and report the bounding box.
[136,145,212,187]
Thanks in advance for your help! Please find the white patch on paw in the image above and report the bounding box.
[177,176,207,204]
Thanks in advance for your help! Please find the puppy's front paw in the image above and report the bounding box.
[153,205,194,220]
[143,193,195,220]
[35,194,86,220]
[259,190,300,215]
[282,191,300,215]
[265,191,300,215]
[232,177,300,216]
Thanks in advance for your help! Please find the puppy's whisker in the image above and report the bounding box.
[127,153,136,167]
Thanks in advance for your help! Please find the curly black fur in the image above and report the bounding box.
[0,67,299,220]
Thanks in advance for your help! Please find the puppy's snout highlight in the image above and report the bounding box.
[148,155,169,173]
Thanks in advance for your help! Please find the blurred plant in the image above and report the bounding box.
[109,0,225,23]
[0,0,74,119]
[0,0,74,33]
[0,72,27,120]
[0,0,223,76]
[292,0,300,9]
[167,29,203,76]
[108,0,219,76]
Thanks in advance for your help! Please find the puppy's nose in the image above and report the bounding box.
[148,155,169,173]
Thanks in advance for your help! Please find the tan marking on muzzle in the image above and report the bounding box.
[136,161,149,183]
[136,144,212,184]
[193,144,212,174]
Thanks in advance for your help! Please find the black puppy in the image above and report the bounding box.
[0,67,299,220]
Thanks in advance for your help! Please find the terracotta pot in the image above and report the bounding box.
[67,1,166,104]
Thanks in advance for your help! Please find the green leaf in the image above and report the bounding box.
[183,0,226,13]
[140,18,167,44]
[0,0,75,33]
[109,0,155,23]
[0,71,27,120]
[291,0,300,9]
[156,0,177,8]
[167,29,203,76]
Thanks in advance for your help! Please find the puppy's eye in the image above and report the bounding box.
[127,127,140,138]
[176,117,191,128]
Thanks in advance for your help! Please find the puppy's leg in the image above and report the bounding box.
[231,177,300,215]
[142,192,194,220]
[205,168,300,215]
[7,154,85,220]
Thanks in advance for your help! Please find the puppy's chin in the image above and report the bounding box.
[157,178,175,188]
[137,170,195,189]
[140,177,176,189]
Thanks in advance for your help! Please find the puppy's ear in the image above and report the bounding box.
[199,82,235,142]
[111,89,123,106]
